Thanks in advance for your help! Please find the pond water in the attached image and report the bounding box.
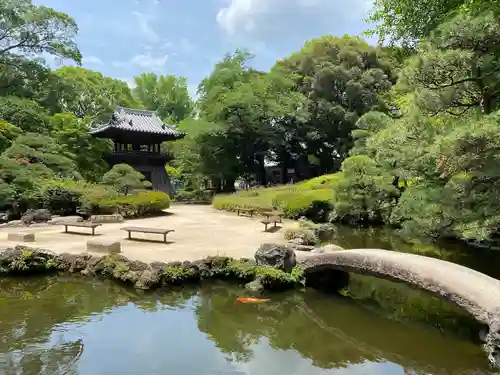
[0,275,495,375]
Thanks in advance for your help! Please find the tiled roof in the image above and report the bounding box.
[89,106,184,137]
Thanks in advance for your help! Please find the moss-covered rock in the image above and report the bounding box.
[0,246,304,291]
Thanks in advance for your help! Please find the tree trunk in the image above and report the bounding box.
[281,150,289,184]
[222,178,236,193]
[256,154,267,186]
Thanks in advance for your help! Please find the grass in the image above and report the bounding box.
[212,173,341,219]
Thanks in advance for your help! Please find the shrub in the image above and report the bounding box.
[174,188,213,203]
[283,227,317,245]
[101,164,152,195]
[330,156,399,225]
[212,174,339,221]
[42,186,82,215]
[273,189,333,221]
[97,191,171,218]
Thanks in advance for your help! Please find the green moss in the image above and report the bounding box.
[100,255,122,276]
[45,259,58,270]
[112,263,130,278]
[163,265,198,284]
[223,260,305,288]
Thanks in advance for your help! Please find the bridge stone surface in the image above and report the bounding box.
[299,248,500,367]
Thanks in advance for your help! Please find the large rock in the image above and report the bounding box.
[255,243,297,272]
[87,238,121,254]
[7,232,35,242]
[90,214,124,224]
[2,220,26,228]
[49,216,84,225]
[313,224,336,241]
[21,209,52,224]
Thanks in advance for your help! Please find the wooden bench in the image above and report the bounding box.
[261,216,281,231]
[62,222,102,236]
[121,226,175,243]
[262,211,283,223]
[236,208,255,217]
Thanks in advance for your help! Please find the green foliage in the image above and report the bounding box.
[367,0,500,47]
[283,227,318,245]
[212,174,339,218]
[96,191,170,218]
[101,164,151,195]
[0,96,48,132]
[0,121,22,153]
[48,113,111,181]
[163,265,198,284]
[330,156,399,225]
[3,133,81,179]
[224,260,304,288]
[41,185,82,216]
[0,0,81,63]
[49,67,139,121]
[273,189,333,221]
[132,73,193,123]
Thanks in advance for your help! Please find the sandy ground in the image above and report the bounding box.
[0,205,293,263]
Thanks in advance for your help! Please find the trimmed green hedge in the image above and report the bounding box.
[97,191,171,218]
[212,175,337,222]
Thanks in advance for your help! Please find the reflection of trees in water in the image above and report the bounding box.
[194,284,491,375]
[329,224,500,279]
[0,276,492,375]
[3,339,83,375]
[0,277,196,375]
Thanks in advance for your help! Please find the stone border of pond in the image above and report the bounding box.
[0,243,305,292]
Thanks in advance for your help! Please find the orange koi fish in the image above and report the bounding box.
[236,297,270,304]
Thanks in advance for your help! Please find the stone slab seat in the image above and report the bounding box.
[87,238,121,254]
[7,232,35,242]
[121,226,175,244]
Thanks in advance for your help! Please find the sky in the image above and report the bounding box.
[33,0,375,98]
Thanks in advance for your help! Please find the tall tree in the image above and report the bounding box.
[400,11,500,115]
[0,0,81,63]
[275,35,395,174]
[48,113,111,181]
[48,67,139,121]
[367,0,500,47]
[133,73,193,123]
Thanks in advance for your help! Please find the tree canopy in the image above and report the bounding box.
[0,0,499,245]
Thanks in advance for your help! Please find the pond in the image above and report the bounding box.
[0,275,496,375]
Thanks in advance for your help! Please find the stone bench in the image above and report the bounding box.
[90,214,124,224]
[62,222,102,236]
[87,238,122,254]
[7,232,35,242]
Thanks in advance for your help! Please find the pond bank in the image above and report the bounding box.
[0,244,304,291]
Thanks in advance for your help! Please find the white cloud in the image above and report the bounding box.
[216,0,372,38]
[83,55,104,65]
[132,11,160,43]
[130,52,169,71]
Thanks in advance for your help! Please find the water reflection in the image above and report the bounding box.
[0,277,494,375]
[328,225,500,279]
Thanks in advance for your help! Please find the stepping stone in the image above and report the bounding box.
[7,232,35,242]
[87,238,121,254]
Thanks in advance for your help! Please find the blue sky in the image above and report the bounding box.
[33,0,374,98]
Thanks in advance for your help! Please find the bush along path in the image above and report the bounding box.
[0,244,305,292]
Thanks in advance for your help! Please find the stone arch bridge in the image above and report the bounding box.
[298,249,500,367]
